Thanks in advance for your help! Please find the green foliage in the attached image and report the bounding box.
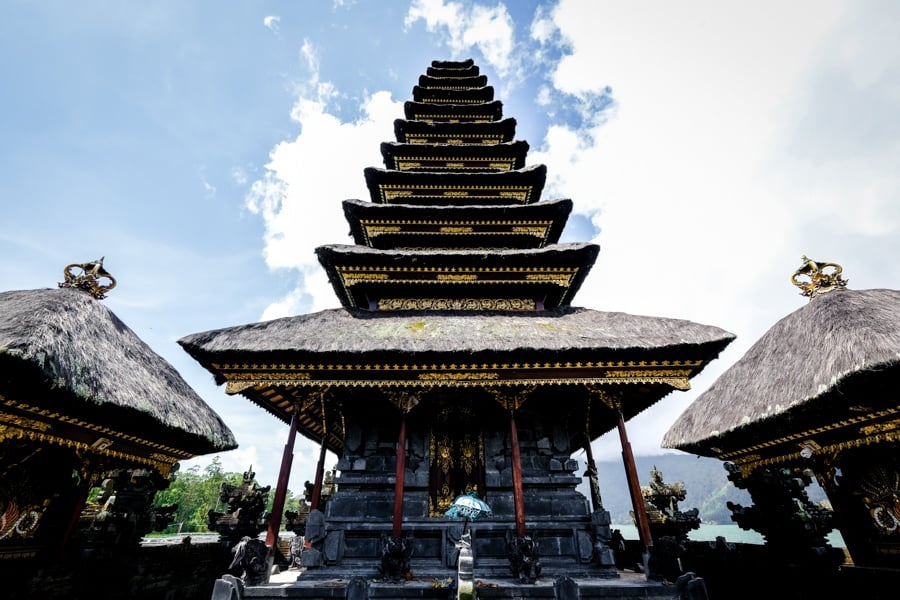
[151,458,300,534]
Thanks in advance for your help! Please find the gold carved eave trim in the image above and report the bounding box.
[406,135,504,145]
[216,361,700,393]
[420,85,483,91]
[1,395,190,476]
[226,376,690,393]
[359,219,553,244]
[337,265,578,287]
[717,406,900,474]
[376,298,537,311]
[412,115,495,123]
[394,157,516,172]
[378,185,535,203]
[416,98,487,104]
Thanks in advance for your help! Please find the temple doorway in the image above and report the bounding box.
[427,397,487,517]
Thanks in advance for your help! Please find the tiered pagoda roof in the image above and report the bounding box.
[380,140,529,172]
[180,58,735,452]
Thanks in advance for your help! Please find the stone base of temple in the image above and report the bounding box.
[214,572,681,600]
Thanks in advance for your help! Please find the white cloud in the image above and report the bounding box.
[524,0,900,460]
[263,15,280,33]
[230,166,249,186]
[405,0,517,78]
[245,47,403,317]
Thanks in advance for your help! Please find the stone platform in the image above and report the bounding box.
[213,570,683,599]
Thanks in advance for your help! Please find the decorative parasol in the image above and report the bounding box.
[445,490,492,522]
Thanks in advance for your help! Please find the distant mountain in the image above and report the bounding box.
[583,453,827,525]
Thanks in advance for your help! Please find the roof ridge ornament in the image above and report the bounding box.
[59,256,117,299]
[790,255,848,299]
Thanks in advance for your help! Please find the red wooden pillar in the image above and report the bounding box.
[266,410,299,549]
[309,439,329,512]
[391,411,408,537]
[618,412,652,552]
[509,411,526,537]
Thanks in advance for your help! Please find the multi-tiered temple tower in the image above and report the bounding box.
[180,59,734,584]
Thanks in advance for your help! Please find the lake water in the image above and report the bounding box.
[612,523,846,548]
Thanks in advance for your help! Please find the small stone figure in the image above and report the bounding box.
[506,533,541,583]
[228,536,269,586]
[378,533,413,581]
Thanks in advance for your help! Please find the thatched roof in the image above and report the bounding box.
[418,74,488,88]
[380,140,529,172]
[394,118,517,145]
[404,100,502,122]
[0,288,237,456]
[315,242,598,310]
[413,85,494,104]
[662,288,900,456]
[341,197,571,250]
[180,305,734,368]
[179,306,735,449]
[363,164,547,205]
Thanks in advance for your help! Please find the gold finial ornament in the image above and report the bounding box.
[790,255,848,299]
[59,257,117,299]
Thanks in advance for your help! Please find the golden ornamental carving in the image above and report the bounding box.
[384,390,420,413]
[485,386,535,412]
[58,257,116,299]
[434,435,454,472]
[412,114,493,123]
[858,465,900,535]
[342,273,389,285]
[419,372,499,381]
[420,98,485,104]
[0,413,51,432]
[0,421,177,476]
[436,274,478,281]
[365,226,403,237]
[377,184,533,204]
[395,159,515,172]
[377,298,536,311]
[791,255,848,299]
[1,396,191,465]
[431,483,455,516]
[460,434,478,475]
[406,134,504,145]
[860,419,900,436]
[587,386,623,413]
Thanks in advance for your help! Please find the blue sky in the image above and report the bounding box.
[2,0,899,489]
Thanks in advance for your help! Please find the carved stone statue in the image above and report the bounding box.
[228,535,269,586]
[206,466,271,544]
[506,532,541,584]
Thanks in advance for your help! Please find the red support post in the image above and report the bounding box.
[618,412,652,553]
[310,437,329,512]
[266,411,299,549]
[509,412,527,537]
[391,412,408,537]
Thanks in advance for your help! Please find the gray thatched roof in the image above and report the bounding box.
[179,305,734,360]
[0,288,237,455]
[662,288,900,453]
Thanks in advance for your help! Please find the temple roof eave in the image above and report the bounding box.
[0,288,239,462]
[663,289,900,453]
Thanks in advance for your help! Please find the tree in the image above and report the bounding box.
[151,459,301,534]
[152,457,244,533]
